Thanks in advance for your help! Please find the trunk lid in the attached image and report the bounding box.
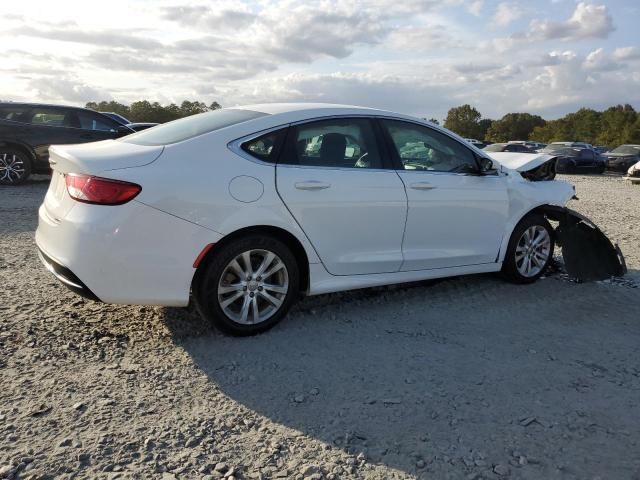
[48,140,164,175]
[42,140,162,221]
[485,152,557,172]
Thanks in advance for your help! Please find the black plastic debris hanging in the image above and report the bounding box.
[550,208,627,282]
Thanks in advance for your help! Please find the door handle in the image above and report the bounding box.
[410,182,437,190]
[295,181,331,190]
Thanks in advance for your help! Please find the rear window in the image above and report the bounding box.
[120,109,268,146]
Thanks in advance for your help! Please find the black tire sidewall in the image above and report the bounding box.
[502,214,555,284]
[0,149,31,185]
[195,235,300,336]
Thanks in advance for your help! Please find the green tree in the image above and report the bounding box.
[86,99,223,123]
[596,104,639,146]
[486,113,546,142]
[443,104,483,138]
[85,101,130,119]
[477,118,493,141]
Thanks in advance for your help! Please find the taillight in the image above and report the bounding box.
[65,174,141,205]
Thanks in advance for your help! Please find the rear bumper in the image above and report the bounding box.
[38,247,101,301]
[35,200,223,306]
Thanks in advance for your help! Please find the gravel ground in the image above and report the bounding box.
[1,173,639,480]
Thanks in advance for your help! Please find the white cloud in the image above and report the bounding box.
[493,2,523,27]
[528,2,614,41]
[613,47,640,62]
[0,0,637,121]
[467,1,484,16]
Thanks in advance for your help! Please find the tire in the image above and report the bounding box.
[502,214,555,284]
[194,235,300,336]
[0,149,31,185]
[597,164,606,174]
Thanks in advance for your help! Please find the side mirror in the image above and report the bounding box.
[479,157,495,172]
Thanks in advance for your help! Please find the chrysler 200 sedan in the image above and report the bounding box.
[36,104,624,335]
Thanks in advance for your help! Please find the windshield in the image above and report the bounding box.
[120,109,268,146]
[610,145,640,155]
[483,144,506,152]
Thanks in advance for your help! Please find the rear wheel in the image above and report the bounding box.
[502,215,555,284]
[194,235,300,336]
[0,149,31,185]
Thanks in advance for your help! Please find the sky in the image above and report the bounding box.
[0,0,638,121]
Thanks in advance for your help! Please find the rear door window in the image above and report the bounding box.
[281,118,382,169]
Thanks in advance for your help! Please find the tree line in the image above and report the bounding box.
[85,99,640,147]
[85,100,222,123]
[442,104,640,146]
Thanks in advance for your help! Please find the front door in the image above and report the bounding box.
[379,118,509,271]
[276,117,407,275]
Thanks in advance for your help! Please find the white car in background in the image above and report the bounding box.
[36,104,624,335]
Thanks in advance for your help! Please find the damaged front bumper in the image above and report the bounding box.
[542,206,627,281]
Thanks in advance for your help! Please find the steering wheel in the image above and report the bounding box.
[355,152,369,168]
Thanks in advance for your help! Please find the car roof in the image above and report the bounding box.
[234,103,421,124]
[229,102,489,154]
[0,101,91,110]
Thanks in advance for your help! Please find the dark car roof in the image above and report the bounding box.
[0,101,91,110]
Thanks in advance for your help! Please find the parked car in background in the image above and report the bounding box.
[593,145,610,154]
[101,112,131,125]
[507,140,546,150]
[99,112,159,132]
[549,141,594,150]
[465,138,487,148]
[483,142,534,153]
[553,147,606,173]
[603,145,640,172]
[125,122,158,132]
[0,102,134,185]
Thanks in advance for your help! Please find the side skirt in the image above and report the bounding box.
[308,263,502,296]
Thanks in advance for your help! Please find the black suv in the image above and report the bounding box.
[0,102,134,185]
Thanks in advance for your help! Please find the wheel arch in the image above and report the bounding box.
[192,225,311,295]
[497,203,563,263]
[0,140,36,161]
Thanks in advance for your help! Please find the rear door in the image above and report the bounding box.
[275,117,407,275]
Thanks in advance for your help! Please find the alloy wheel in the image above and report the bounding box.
[217,249,289,324]
[515,225,552,278]
[0,153,26,184]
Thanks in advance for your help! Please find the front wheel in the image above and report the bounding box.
[194,235,300,336]
[502,215,555,284]
[0,149,31,185]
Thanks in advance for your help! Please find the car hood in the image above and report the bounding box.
[485,152,557,172]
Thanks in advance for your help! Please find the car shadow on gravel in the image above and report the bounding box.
[161,272,640,478]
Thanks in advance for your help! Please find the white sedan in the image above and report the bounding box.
[37,103,579,335]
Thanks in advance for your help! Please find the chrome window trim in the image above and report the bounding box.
[227,113,495,173]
